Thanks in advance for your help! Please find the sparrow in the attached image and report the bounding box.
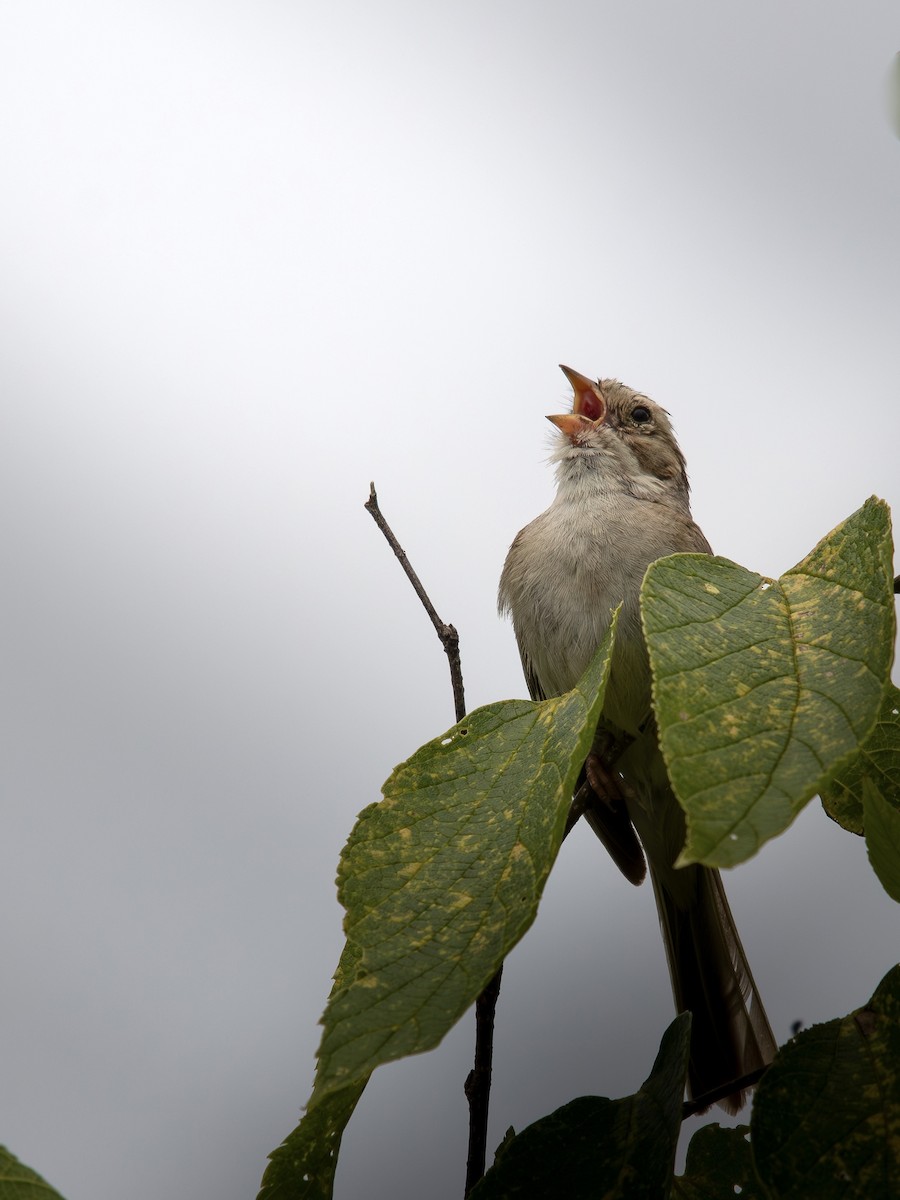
[498,365,776,1111]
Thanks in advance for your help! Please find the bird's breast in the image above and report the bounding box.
[504,499,653,729]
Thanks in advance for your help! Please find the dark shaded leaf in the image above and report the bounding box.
[672,1124,766,1199]
[470,1013,690,1199]
[752,964,900,1199]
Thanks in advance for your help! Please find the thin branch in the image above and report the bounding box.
[681,1065,768,1119]
[464,967,503,1194]
[364,481,496,1196]
[365,482,465,722]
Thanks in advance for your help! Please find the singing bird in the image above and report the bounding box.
[498,365,776,1110]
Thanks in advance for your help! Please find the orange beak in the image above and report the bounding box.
[546,412,591,438]
[547,365,607,437]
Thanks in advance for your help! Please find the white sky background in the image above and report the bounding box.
[1,3,898,1197]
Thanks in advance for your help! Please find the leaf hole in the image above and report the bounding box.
[441,737,452,746]
[759,581,771,591]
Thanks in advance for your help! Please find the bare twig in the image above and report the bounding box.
[364,482,497,1196]
[681,1065,768,1119]
[365,482,465,722]
[464,967,503,1194]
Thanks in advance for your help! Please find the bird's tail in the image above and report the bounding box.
[650,860,777,1112]
[599,726,777,1109]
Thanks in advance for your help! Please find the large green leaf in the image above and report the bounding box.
[0,1147,65,1200]
[259,622,617,1198]
[311,619,615,1104]
[470,1013,690,1199]
[752,964,900,1199]
[642,498,895,867]
[672,1124,765,1200]
[821,681,900,835]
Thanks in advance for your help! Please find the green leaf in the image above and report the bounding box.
[259,623,617,1199]
[821,682,900,835]
[258,940,369,1199]
[258,1080,367,1200]
[863,778,900,903]
[642,497,895,867]
[470,1013,690,1199]
[752,964,900,1199]
[672,1124,765,1200]
[311,615,617,1104]
[0,1147,66,1200]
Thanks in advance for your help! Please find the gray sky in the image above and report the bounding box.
[1,4,898,1198]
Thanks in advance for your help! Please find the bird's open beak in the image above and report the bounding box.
[546,412,590,438]
[547,365,607,437]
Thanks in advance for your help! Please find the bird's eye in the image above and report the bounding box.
[631,405,652,424]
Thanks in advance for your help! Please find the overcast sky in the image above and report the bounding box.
[2,4,898,1199]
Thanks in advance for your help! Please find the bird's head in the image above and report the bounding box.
[550,365,690,504]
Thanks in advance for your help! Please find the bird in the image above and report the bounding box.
[498,364,776,1111]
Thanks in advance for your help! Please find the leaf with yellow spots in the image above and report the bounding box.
[308,613,617,1108]
[752,964,900,1199]
[258,1077,366,1200]
[642,497,895,868]
[258,941,369,1200]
